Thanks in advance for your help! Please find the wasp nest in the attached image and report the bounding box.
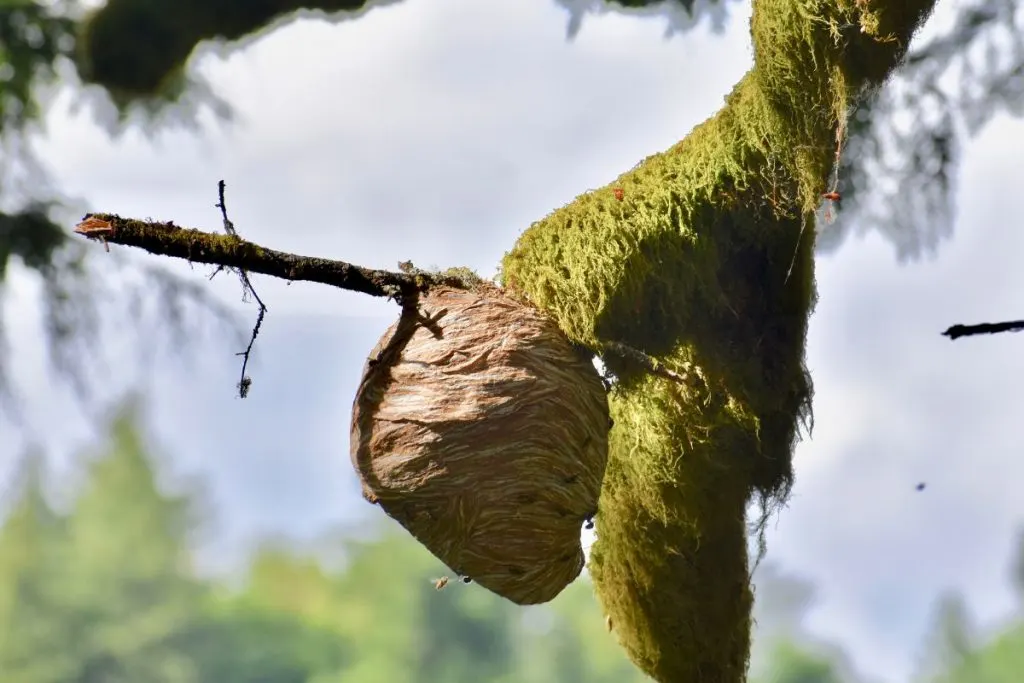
[350,286,609,604]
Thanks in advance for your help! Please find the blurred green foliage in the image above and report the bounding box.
[0,408,652,682]
[0,1,77,274]
[0,0,76,127]
[1,405,1022,683]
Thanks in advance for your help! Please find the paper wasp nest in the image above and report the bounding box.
[350,286,609,604]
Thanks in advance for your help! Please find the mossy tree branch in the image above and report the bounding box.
[72,213,690,398]
[499,2,938,682]
[72,213,480,301]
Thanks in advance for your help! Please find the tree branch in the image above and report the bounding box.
[942,320,1024,340]
[72,213,480,301]
[212,180,265,398]
[73,212,696,397]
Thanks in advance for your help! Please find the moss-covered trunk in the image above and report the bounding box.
[501,2,937,681]
[593,374,761,683]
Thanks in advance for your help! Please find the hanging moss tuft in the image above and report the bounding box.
[589,373,756,683]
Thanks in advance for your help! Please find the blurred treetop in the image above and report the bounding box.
[1,405,1023,682]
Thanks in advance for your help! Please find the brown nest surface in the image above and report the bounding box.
[350,286,610,604]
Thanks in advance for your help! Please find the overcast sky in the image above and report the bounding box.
[2,0,1023,681]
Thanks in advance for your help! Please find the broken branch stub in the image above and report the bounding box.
[350,286,609,604]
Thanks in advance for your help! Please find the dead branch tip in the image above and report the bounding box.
[942,320,1024,340]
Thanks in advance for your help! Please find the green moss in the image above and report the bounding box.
[436,266,486,286]
[500,2,936,681]
[502,75,817,500]
[589,374,756,683]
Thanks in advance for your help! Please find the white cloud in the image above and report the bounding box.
[768,111,1024,680]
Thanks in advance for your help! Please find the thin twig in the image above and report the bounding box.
[212,181,266,398]
[207,179,234,281]
[942,319,1024,340]
[216,180,237,237]
[599,340,695,386]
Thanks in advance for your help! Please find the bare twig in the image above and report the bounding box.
[216,180,237,237]
[942,319,1024,340]
[211,181,266,398]
[207,180,235,282]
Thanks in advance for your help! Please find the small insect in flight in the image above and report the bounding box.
[433,574,472,591]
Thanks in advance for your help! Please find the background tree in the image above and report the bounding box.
[0,405,654,681]
[56,406,209,682]
[3,401,1024,681]
[0,452,78,683]
[948,622,1024,683]
[1011,527,1024,608]
[915,592,979,683]
[754,643,843,683]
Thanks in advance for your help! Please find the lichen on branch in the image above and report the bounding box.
[73,213,483,300]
